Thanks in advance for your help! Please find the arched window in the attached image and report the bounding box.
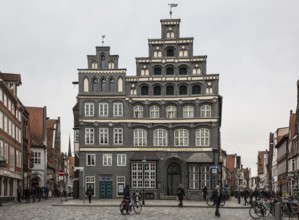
[153,86,161,95]
[83,78,89,92]
[108,61,115,69]
[174,129,189,146]
[166,48,174,57]
[179,67,187,75]
[166,85,174,95]
[196,128,210,146]
[154,50,162,57]
[150,105,160,118]
[100,78,106,92]
[92,78,98,92]
[109,78,115,92]
[153,129,168,146]
[201,105,212,118]
[134,129,147,146]
[166,106,176,118]
[183,106,194,118]
[166,67,174,75]
[141,86,149,95]
[179,85,187,95]
[91,61,98,69]
[192,66,201,74]
[101,55,106,69]
[166,31,175,38]
[154,67,162,75]
[117,78,123,92]
[141,66,149,76]
[192,85,201,94]
[133,105,144,118]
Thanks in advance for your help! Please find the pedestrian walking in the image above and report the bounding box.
[44,186,49,200]
[25,188,30,203]
[202,185,208,201]
[86,185,94,204]
[211,185,222,217]
[17,185,22,203]
[32,187,36,203]
[244,188,249,205]
[177,184,185,208]
[37,187,42,202]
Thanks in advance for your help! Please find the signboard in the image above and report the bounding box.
[0,160,6,167]
[74,167,84,171]
[58,176,64,181]
[212,168,217,174]
[58,170,64,176]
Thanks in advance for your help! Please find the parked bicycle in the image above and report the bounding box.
[120,195,142,215]
[205,193,225,207]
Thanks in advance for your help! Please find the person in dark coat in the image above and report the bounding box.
[32,187,36,203]
[202,185,208,201]
[211,185,222,217]
[122,184,131,214]
[177,184,185,208]
[86,185,94,203]
[244,188,250,205]
[17,185,22,203]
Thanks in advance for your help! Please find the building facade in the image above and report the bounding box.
[74,18,222,200]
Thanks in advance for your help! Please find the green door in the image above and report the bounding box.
[99,181,112,198]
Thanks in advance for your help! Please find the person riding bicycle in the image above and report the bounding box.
[123,184,131,214]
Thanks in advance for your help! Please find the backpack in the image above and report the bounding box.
[177,188,183,195]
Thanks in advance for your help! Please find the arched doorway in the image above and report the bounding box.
[167,162,182,195]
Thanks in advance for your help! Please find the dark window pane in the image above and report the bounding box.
[192,85,201,94]
[141,86,149,95]
[179,67,187,75]
[166,86,174,95]
[179,86,187,95]
[166,67,174,75]
[154,86,161,95]
[167,49,174,57]
[154,67,162,75]
[92,79,97,92]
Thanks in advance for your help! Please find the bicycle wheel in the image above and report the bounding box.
[220,198,225,207]
[120,203,126,215]
[249,205,263,219]
[206,198,214,206]
[133,201,142,214]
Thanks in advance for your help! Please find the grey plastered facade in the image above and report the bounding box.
[74,18,222,200]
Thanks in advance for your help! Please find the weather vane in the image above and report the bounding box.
[102,35,105,46]
[168,3,178,19]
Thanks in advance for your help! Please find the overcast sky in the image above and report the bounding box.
[0,0,298,176]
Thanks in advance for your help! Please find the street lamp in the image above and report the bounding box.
[142,156,147,205]
[237,168,241,204]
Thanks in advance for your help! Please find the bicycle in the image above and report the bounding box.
[206,194,225,207]
[120,196,142,215]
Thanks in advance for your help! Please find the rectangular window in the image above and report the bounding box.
[113,128,123,145]
[103,154,112,166]
[16,150,22,168]
[200,165,211,189]
[113,103,123,116]
[131,162,156,188]
[12,123,15,139]
[86,176,95,196]
[4,143,8,160]
[8,99,11,112]
[86,154,96,166]
[4,116,7,133]
[9,146,15,171]
[117,176,125,196]
[99,128,109,144]
[85,128,94,144]
[3,94,7,107]
[189,165,199,189]
[99,103,108,116]
[84,103,94,116]
[0,88,2,102]
[74,130,79,142]
[33,151,41,164]
[117,154,126,166]
[0,140,3,159]
[0,111,3,130]
[8,119,11,136]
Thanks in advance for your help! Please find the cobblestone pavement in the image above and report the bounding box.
[0,197,285,220]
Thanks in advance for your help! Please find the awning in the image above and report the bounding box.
[186,152,213,163]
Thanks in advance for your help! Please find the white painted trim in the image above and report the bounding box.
[125,96,218,101]
[80,147,213,152]
[81,118,218,124]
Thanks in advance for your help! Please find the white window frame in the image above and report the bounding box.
[33,151,41,164]
[131,162,156,188]
[189,165,199,189]
[99,128,109,144]
[133,105,144,118]
[4,143,8,160]
[113,102,123,116]
[117,176,125,196]
[86,176,95,196]
[99,102,108,117]
[86,154,96,166]
[3,94,7,107]
[196,128,210,146]
[200,165,211,189]
[117,154,126,166]
[183,105,194,118]
[84,103,94,116]
[0,111,3,130]
[9,146,14,171]
[16,150,22,168]
[113,128,123,145]
[134,129,147,146]
[103,154,112,166]
[153,129,168,146]
[150,105,160,118]
[166,106,176,118]
[174,129,189,146]
[85,128,94,144]
[201,105,212,118]
[4,116,7,133]
[0,140,3,159]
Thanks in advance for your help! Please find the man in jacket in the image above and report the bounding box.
[211,185,222,217]
[177,184,185,208]
[86,185,94,204]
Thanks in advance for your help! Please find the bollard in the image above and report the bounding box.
[275,202,282,220]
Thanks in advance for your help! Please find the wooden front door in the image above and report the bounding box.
[167,162,182,195]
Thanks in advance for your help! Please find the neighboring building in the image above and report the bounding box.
[0,72,23,203]
[26,106,48,187]
[257,150,269,189]
[66,138,74,195]
[46,117,62,194]
[242,167,250,189]
[226,154,237,191]
[74,18,223,200]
